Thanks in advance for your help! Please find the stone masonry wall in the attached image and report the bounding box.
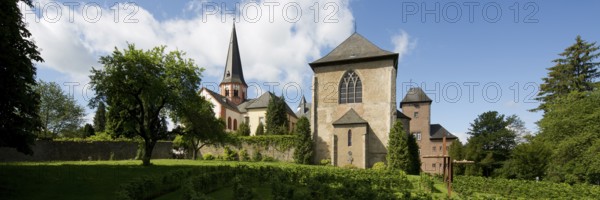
[0,140,173,162]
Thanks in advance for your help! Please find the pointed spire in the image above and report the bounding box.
[222,22,247,86]
[297,95,307,109]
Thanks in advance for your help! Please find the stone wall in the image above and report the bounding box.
[0,140,173,162]
[0,140,296,162]
[197,143,295,162]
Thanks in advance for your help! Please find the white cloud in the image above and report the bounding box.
[21,0,355,89]
[391,30,416,62]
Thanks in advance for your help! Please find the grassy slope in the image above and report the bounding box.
[0,160,451,199]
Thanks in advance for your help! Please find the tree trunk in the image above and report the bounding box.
[142,140,156,166]
[192,148,198,160]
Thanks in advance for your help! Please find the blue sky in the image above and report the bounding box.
[25,0,600,142]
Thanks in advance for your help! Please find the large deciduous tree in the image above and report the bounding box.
[90,44,204,166]
[448,139,465,175]
[537,90,600,184]
[0,0,43,154]
[172,98,227,160]
[387,120,420,174]
[534,36,600,112]
[498,137,551,181]
[293,116,313,164]
[265,94,289,135]
[35,80,85,139]
[464,111,517,177]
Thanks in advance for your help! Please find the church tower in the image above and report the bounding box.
[220,23,248,105]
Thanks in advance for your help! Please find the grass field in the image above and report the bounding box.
[0,159,451,199]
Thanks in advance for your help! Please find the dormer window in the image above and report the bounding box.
[339,71,362,104]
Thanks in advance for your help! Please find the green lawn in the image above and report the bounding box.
[0,160,297,200]
[0,159,451,199]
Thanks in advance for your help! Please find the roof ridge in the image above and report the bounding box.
[310,32,398,65]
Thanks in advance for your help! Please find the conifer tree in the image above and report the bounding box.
[93,102,107,133]
[265,94,289,135]
[255,122,265,135]
[387,120,419,174]
[534,36,600,112]
[293,117,313,164]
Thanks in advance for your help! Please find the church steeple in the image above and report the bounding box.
[222,23,247,86]
[220,23,248,105]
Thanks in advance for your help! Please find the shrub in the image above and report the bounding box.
[262,156,276,162]
[117,169,193,200]
[233,176,254,200]
[372,162,386,170]
[238,149,250,161]
[320,159,331,166]
[255,122,265,135]
[251,151,262,162]
[419,173,435,193]
[223,146,238,161]
[236,122,251,136]
[179,165,413,200]
[203,153,214,160]
[342,164,358,169]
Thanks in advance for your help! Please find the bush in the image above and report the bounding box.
[238,149,250,161]
[372,162,386,170]
[255,122,265,135]
[203,153,214,160]
[419,173,435,193]
[117,169,193,200]
[262,156,276,162]
[251,151,262,162]
[233,175,254,200]
[342,164,358,169]
[180,165,413,200]
[223,146,238,161]
[236,122,251,136]
[453,175,600,199]
[320,159,331,166]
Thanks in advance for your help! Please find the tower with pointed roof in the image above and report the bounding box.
[200,23,298,135]
[220,23,248,105]
[400,87,457,173]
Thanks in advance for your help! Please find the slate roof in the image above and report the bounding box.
[429,124,457,140]
[400,87,432,106]
[221,23,247,86]
[332,109,368,125]
[396,110,411,120]
[309,33,398,68]
[245,92,296,117]
[203,88,241,112]
[245,92,274,109]
[236,99,255,113]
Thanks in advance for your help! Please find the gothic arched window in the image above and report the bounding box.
[339,71,362,104]
[347,130,352,146]
[233,119,238,131]
[227,117,232,130]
